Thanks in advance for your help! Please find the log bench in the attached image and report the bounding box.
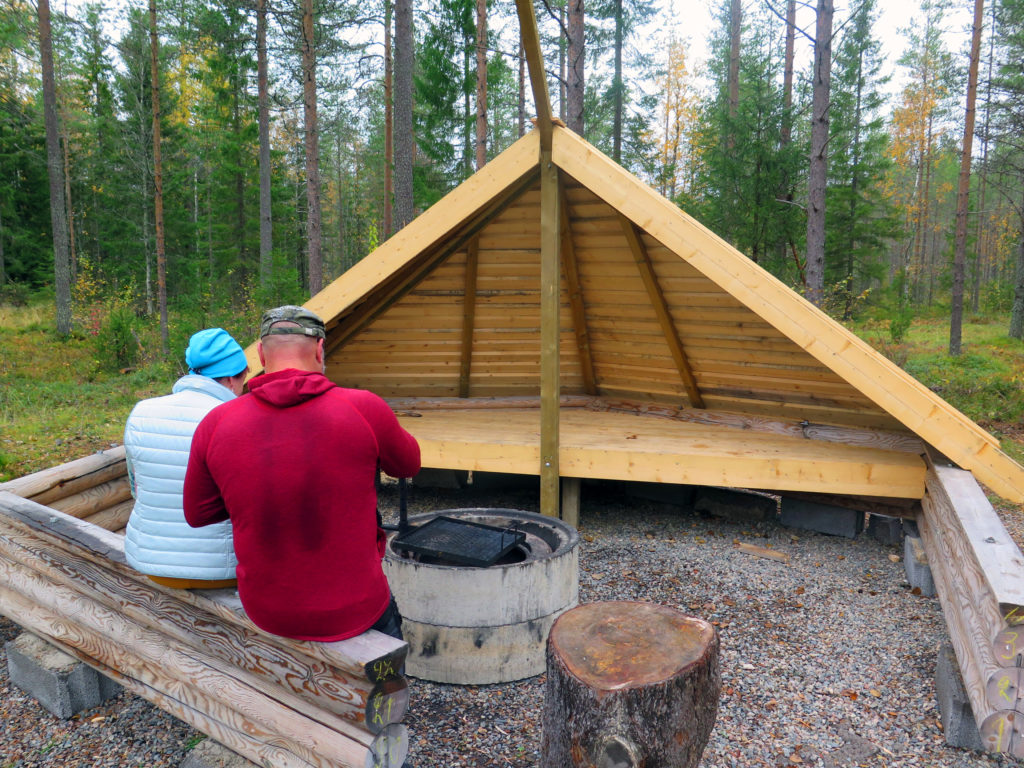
[0,449,411,768]
[918,458,1024,756]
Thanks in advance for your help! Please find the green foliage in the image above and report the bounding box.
[94,296,140,372]
[905,352,1023,422]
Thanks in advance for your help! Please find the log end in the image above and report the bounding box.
[549,600,717,691]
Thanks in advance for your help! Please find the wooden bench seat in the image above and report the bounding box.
[392,398,927,499]
[0,481,410,768]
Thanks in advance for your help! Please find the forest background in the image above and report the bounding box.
[3,0,1024,484]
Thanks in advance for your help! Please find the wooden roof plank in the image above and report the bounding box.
[560,181,598,395]
[550,126,1024,502]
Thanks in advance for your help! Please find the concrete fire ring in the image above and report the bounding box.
[383,508,579,684]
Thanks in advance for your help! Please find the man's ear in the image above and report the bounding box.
[316,338,325,364]
[257,341,266,367]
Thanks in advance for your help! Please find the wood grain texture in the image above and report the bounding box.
[395,407,925,497]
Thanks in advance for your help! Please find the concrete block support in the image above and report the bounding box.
[780,497,864,538]
[5,632,121,719]
[694,486,776,523]
[904,533,937,597]
[867,514,904,546]
[180,739,259,768]
[935,643,984,751]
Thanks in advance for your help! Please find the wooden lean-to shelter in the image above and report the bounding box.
[2,0,1024,759]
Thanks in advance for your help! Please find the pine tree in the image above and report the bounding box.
[825,0,897,317]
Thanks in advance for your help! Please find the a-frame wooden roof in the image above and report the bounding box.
[245,127,1024,504]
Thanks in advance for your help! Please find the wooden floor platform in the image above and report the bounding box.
[394,402,927,499]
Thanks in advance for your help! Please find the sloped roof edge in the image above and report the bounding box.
[550,126,1024,503]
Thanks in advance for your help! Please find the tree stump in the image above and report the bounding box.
[541,601,720,768]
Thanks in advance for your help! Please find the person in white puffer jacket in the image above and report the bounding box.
[124,327,249,588]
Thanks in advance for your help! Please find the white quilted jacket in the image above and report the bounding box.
[123,375,237,579]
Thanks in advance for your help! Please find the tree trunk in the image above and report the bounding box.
[394,0,414,230]
[728,0,741,124]
[148,0,168,353]
[37,0,72,336]
[301,0,323,295]
[61,118,77,281]
[257,0,273,287]
[518,41,526,138]
[781,0,795,146]
[950,0,984,356]
[475,0,487,171]
[541,601,720,768]
[567,0,584,134]
[0,205,6,286]
[804,0,833,307]
[973,0,996,314]
[1009,188,1024,340]
[384,0,393,236]
[612,0,623,163]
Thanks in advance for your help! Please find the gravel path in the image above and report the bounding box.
[2,480,1020,767]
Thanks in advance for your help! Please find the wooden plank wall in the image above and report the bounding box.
[325,175,906,433]
[328,187,585,398]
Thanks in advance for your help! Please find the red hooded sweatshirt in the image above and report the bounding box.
[183,368,420,641]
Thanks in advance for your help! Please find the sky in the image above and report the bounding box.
[648,0,977,97]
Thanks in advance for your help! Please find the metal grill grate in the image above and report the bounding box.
[393,516,526,567]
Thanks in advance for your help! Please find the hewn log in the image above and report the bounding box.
[919,511,1024,754]
[0,522,406,734]
[0,577,408,768]
[925,464,1024,626]
[0,506,406,729]
[83,499,133,532]
[0,446,126,500]
[29,458,127,506]
[541,601,719,768]
[46,477,132,519]
[0,553,410,766]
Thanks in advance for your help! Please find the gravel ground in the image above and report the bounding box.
[2,479,1022,768]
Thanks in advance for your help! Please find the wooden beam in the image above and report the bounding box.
[459,237,480,398]
[395,408,926,498]
[324,170,539,358]
[540,152,561,517]
[619,214,704,409]
[514,0,553,151]
[551,127,1024,503]
[559,182,597,395]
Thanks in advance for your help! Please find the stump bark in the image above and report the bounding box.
[541,600,720,768]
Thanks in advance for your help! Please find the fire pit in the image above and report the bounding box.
[383,508,579,684]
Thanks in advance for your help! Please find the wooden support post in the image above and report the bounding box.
[539,153,561,518]
[541,601,719,768]
[560,477,580,529]
[458,237,480,398]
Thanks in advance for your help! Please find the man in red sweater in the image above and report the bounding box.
[183,305,421,642]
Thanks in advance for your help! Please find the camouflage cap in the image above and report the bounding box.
[259,305,326,339]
